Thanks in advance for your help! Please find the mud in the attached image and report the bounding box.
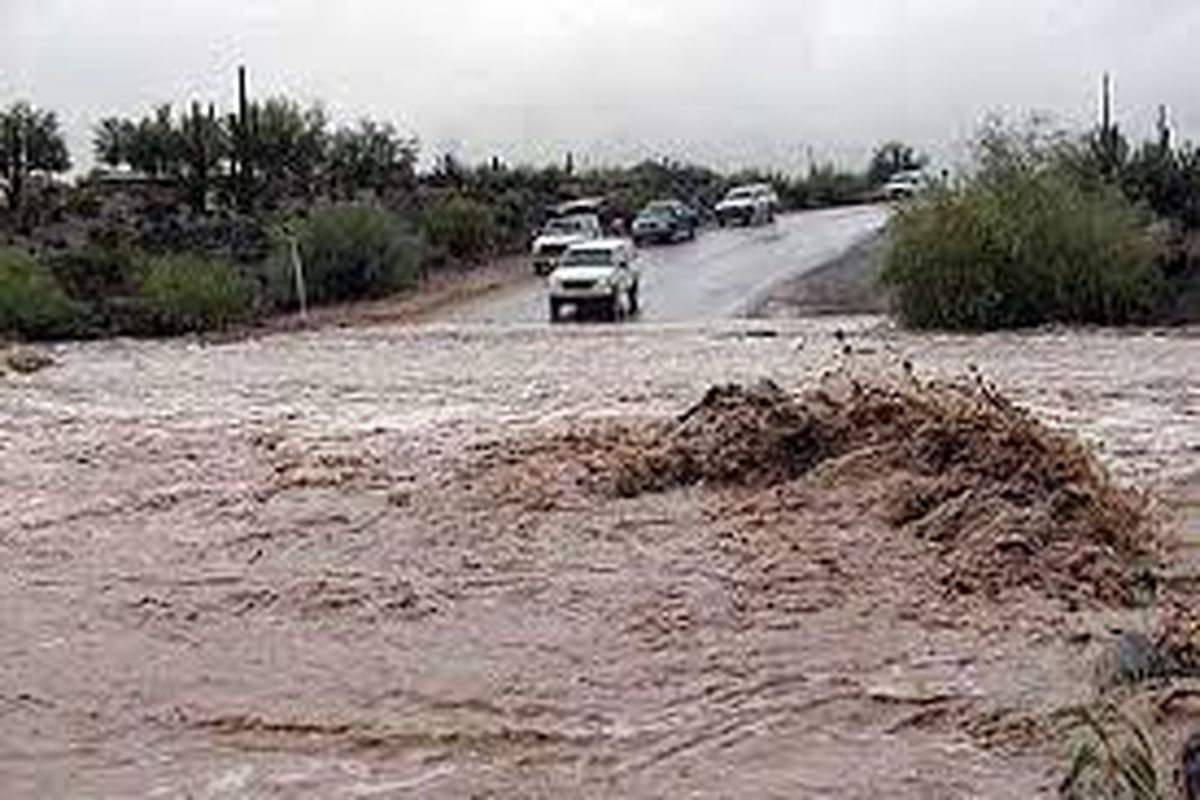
[564,375,1155,605]
[1,318,1198,797]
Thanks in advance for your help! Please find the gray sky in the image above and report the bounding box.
[3,0,1199,174]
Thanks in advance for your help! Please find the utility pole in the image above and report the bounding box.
[289,230,308,323]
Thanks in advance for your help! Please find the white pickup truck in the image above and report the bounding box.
[531,214,604,275]
[547,239,640,322]
[715,183,778,227]
[883,169,928,200]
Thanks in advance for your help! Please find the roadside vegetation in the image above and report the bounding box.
[291,204,423,305]
[884,104,1200,330]
[0,246,80,339]
[0,76,896,342]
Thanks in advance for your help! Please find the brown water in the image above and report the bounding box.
[1,319,1197,798]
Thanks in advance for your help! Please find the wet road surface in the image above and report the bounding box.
[444,205,890,324]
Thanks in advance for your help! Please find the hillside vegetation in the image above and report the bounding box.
[884,118,1200,330]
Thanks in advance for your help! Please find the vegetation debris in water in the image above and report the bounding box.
[590,374,1155,604]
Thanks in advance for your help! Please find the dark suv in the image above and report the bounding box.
[631,200,698,245]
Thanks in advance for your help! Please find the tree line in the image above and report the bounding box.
[91,100,416,213]
[1,72,922,229]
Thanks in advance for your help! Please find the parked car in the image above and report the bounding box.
[531,213,604,275]
[547,239,640,322]
[882,170,927,200]
[715,183,778,227]
[632,199,698,245]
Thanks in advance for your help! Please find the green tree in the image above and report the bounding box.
[94,104,228,212]
[0,102,71,210]
[125,104,181,178]
[178,103,228,213]
[245,98,327,206]
[94,117,138,169]
[867,141,926,186]
[329,120,417,200]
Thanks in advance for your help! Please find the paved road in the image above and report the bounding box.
[443,204,890,323]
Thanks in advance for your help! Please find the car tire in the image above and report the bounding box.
[629,283,640,316]
[549,298,564,323]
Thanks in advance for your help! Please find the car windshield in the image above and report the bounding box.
[726,188,757,200]
[559,200,601,213]
[562,248,614,267]
[642,202,676,217]
[544,218,585,235]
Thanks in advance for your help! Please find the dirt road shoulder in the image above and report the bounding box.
[260,254,535,334]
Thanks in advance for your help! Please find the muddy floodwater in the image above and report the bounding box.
[2,318,1198,798]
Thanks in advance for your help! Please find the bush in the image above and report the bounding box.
[883,129,1162,330]
[421,194,498,262]
[292,204,422,305]
[47,243,140,301]
[136,253,254,335]
[0,247,83,339]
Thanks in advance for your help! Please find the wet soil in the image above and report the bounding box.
[261,255,534,335]
[1,318,1197,797]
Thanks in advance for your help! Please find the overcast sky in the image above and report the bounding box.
[3,0,1199,174]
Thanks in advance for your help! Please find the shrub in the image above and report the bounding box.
[421,194,498,262]
[136,253,253,335]
[292,204,422,305]
[46,243,140,301]
[1060,704,1164,800]
[0,247,83,339]
[883,129,1162,330]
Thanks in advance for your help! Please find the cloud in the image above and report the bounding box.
[3,0,1199,173]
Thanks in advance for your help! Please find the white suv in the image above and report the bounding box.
[531,214,604,275]
[547,239,640,322]
[715,183,778,227]
[883,170,928,200]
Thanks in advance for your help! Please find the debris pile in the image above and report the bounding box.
[4,348,56,375]
[599,375,1155,603]
[1156,601,1200,675]
[608,381,827,496]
